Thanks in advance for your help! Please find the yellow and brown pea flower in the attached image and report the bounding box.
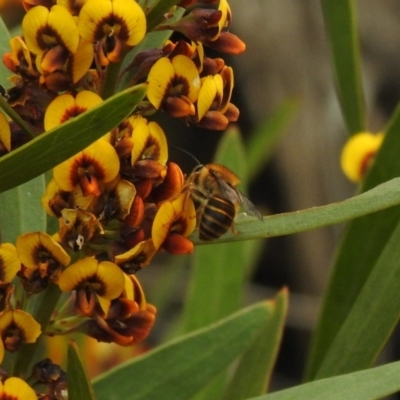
[195,65,238,130]
[147,55,201,118]
[53,138,120,197]
[3,36,39,80]
[58,257,125,316]
[152,192,197,255]
[0,309,41,362]
[340,131,384,182]
[44,90,102,130]
[0,243,21,312]
[16,232,71,293]
[79,300,156,345]
[78,0,146,65]
[22,5,79,65]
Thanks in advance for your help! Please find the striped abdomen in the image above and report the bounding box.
[198,196,236,241]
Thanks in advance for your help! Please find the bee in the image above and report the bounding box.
[184,163,263,241]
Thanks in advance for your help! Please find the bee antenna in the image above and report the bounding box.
[170,145,201,166]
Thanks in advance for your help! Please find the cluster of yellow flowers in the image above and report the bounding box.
[0,0,246,397]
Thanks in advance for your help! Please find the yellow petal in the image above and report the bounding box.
[0,243,20,283]
[340,132,384,182]
[59,258,124,300]
[96,261,125,299]
[47,5,80,53]
[44,91,102,131]
[53,139,120,191]
[112,0,146,46]
[219,66,233,113]
[148,122,168,165]
[197,75,218,121]
[16,232,71,269]
[44,93,75,131]
[172,55,201,102]
[22,5,79,55]
[70,39,94,83]
[147,57,175,109]
[131,117,150,164]
[22,6,50,55]
[58,257,98,292]
[16,232,71,270]
[0,112,11,152]
[11,309,42,343]
[77,0,113,42]
[3,377,37,400]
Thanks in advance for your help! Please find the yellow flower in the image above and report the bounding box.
[22,5,79,56]
[44,90,103,131]
[340,132,384,182]
[78,0,146,64]
[59,257,125,316]
[53,139,120,196]
[114,239,157,273]
[16,232,71,287]
[0,310,41,355]
[151,192,196,254]
[147,55,201,117]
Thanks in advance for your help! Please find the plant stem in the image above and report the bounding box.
[12,283,62,378]
[0,96,36,139]
[101,62,123,100]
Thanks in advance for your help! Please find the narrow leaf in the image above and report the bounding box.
[0,175,46,243]
[190,176,400,245]
[314,219,400,378]
[0,84,147,193]
[321,0,366,133]
[0,16,11,88]
[68,341,96,400]
[223,288,289,400]
[93,301,274,400]
[251,361,400,400]
[305,102,400,380]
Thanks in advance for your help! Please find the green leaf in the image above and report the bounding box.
[321,0,365,134]
[305,103,400,380]
[182,127,249,400]
[313,218,400,378]
[0,15,11,89]
[251,361,400,400]
[0,175,46,243]
[0,84,147,193]
[68,341,96,400]
[93,301,274,400]
[222,288,289,400]
[191,176,400,245]
[246,98,299,183]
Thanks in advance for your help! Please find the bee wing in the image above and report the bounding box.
[216,178,240,203]
[237,190,263,220]
[215,176,263,220]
